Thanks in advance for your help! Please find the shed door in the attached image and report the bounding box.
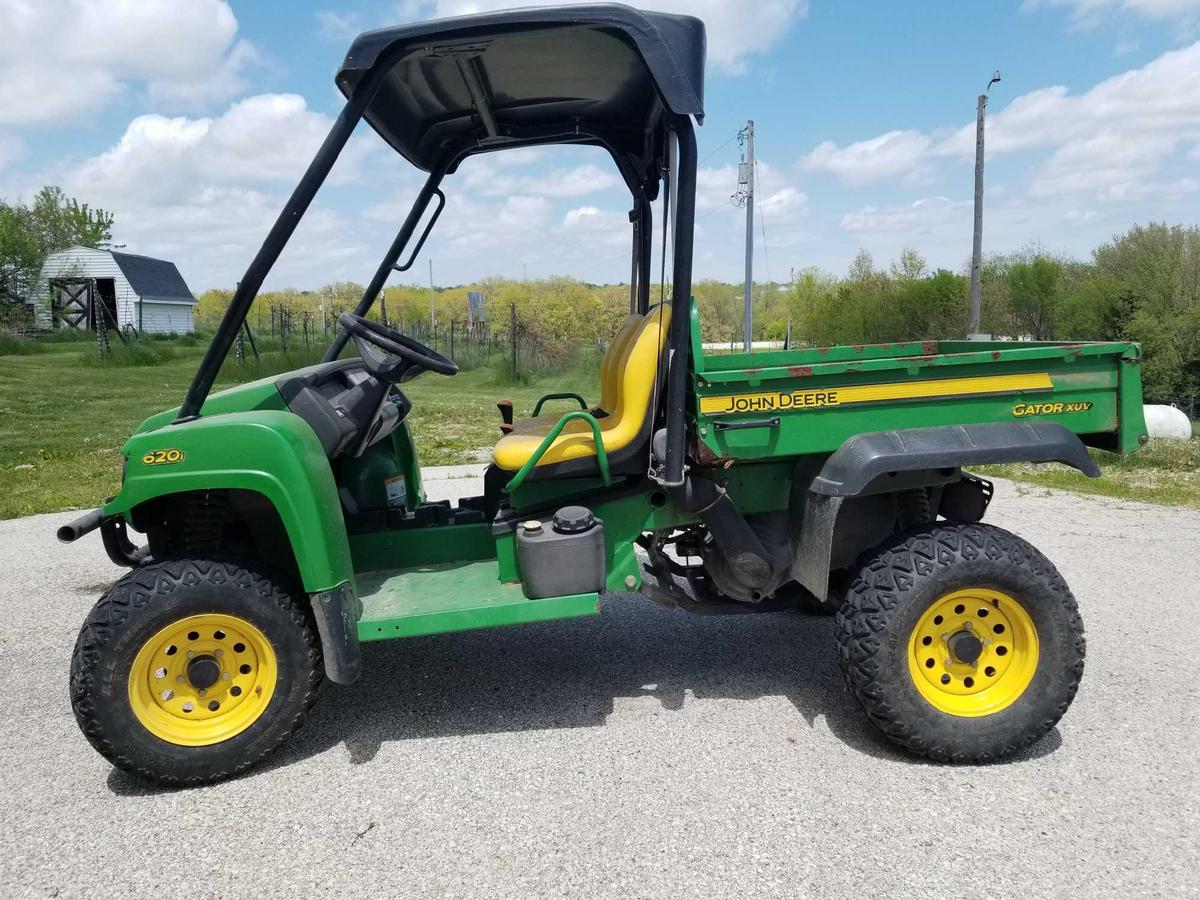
[50,279,93,329]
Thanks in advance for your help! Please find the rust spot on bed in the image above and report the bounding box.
[991,351,1002,361]
[922,340,940,356]
[788,365,813,377]
[816,345,832,355]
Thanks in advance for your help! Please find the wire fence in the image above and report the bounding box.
[246,302,575,380]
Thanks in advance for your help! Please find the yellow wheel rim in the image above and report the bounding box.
[908,587,1038,717]
[128,613,278,747]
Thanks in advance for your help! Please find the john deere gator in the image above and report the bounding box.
[59,4,1146,785]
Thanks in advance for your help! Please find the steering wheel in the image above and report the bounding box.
[338,313,458,381]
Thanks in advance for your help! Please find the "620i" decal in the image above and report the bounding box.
[141,448,185,465]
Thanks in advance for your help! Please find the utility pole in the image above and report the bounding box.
[428,258,436,327]
[737,120,755,352]
[970,71,1001,339]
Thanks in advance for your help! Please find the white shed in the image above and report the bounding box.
[31,246,197,335]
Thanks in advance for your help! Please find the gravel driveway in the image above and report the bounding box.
[1,471,1197,898]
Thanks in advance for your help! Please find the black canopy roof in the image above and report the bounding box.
[336,4,705,185]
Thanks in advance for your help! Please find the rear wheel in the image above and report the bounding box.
[70,559,323,786]
[835,522,1085,762]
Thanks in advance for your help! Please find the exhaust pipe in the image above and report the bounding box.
[57,508,104,543]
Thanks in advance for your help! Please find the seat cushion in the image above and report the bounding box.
[493,305,671,472]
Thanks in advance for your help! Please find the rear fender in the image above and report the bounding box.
[792,422,1098,599]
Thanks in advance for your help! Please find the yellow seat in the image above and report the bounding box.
[493,306,671,472]
[509,312,643,434]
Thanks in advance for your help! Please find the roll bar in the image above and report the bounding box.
[172,60,698,489]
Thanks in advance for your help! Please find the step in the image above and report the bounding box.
[356,559,599,642]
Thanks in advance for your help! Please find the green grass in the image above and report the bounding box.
[0,339,598,519]
[977,439,1200,509]
[0,334,41,356]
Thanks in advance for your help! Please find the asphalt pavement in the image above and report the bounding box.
[1,468,1197,898]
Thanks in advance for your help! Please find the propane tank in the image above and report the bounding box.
[1143,404,1193,441]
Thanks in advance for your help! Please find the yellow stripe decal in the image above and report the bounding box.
[699,373,1054,416]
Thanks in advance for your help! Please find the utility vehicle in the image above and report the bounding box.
[62,5,1146,785]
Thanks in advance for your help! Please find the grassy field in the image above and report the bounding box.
[0,338,598,519]
[1,335,1195,519]
[978,439,1200,509]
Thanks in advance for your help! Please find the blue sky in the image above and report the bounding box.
[2,0,1199,292]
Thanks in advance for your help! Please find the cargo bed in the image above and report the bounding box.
[688,313,1147,461]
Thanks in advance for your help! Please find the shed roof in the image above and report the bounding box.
[335,3,705,178]
[110,251,195,304]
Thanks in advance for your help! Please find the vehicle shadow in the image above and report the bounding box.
[106,594,1060,795]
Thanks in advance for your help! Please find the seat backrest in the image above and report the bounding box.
[601,305,671,447]
[596,313,643,413]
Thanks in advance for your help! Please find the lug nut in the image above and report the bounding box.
[215,649,224,657]
[161,689,174,701]
[154,667,166,679]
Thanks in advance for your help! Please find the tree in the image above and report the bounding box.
[0,186,114,306]
[890,246,928,281]
[1007,255,1063,340]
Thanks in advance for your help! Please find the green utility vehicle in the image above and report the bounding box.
[62,5,1146,785]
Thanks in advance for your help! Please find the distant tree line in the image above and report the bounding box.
[192,221,1200,403]
[786,224,1200,400]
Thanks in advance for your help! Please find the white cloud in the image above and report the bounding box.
[802,41,1200,199]
[420,0,808,74]
[758,186,808,221]
[497,195,551,229]
[1024,0,1200,30]
[1029,130,1177,197]
[0,134,24,171]
[840,197,969,234]
[63,94,369,206]
[696,161,807,219]
[316,9,364,41]
[0,0,253,126]
[459,157,621,198]
[30,94,381,289]
[802,130,934,186]
[938,42,1200,162]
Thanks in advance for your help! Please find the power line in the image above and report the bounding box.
[755,164,771,285]
[699,131,740,167]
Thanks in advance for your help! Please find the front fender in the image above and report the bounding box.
[105,411,353,594]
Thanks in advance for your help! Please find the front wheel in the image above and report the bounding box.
[835,522,1085,762]
[70,559,323,786]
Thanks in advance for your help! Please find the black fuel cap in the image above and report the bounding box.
[553,505,595,534]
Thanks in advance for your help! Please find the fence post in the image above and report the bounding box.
[509,303,517,381]
[450,318,455,359]
[95,312,110,360]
